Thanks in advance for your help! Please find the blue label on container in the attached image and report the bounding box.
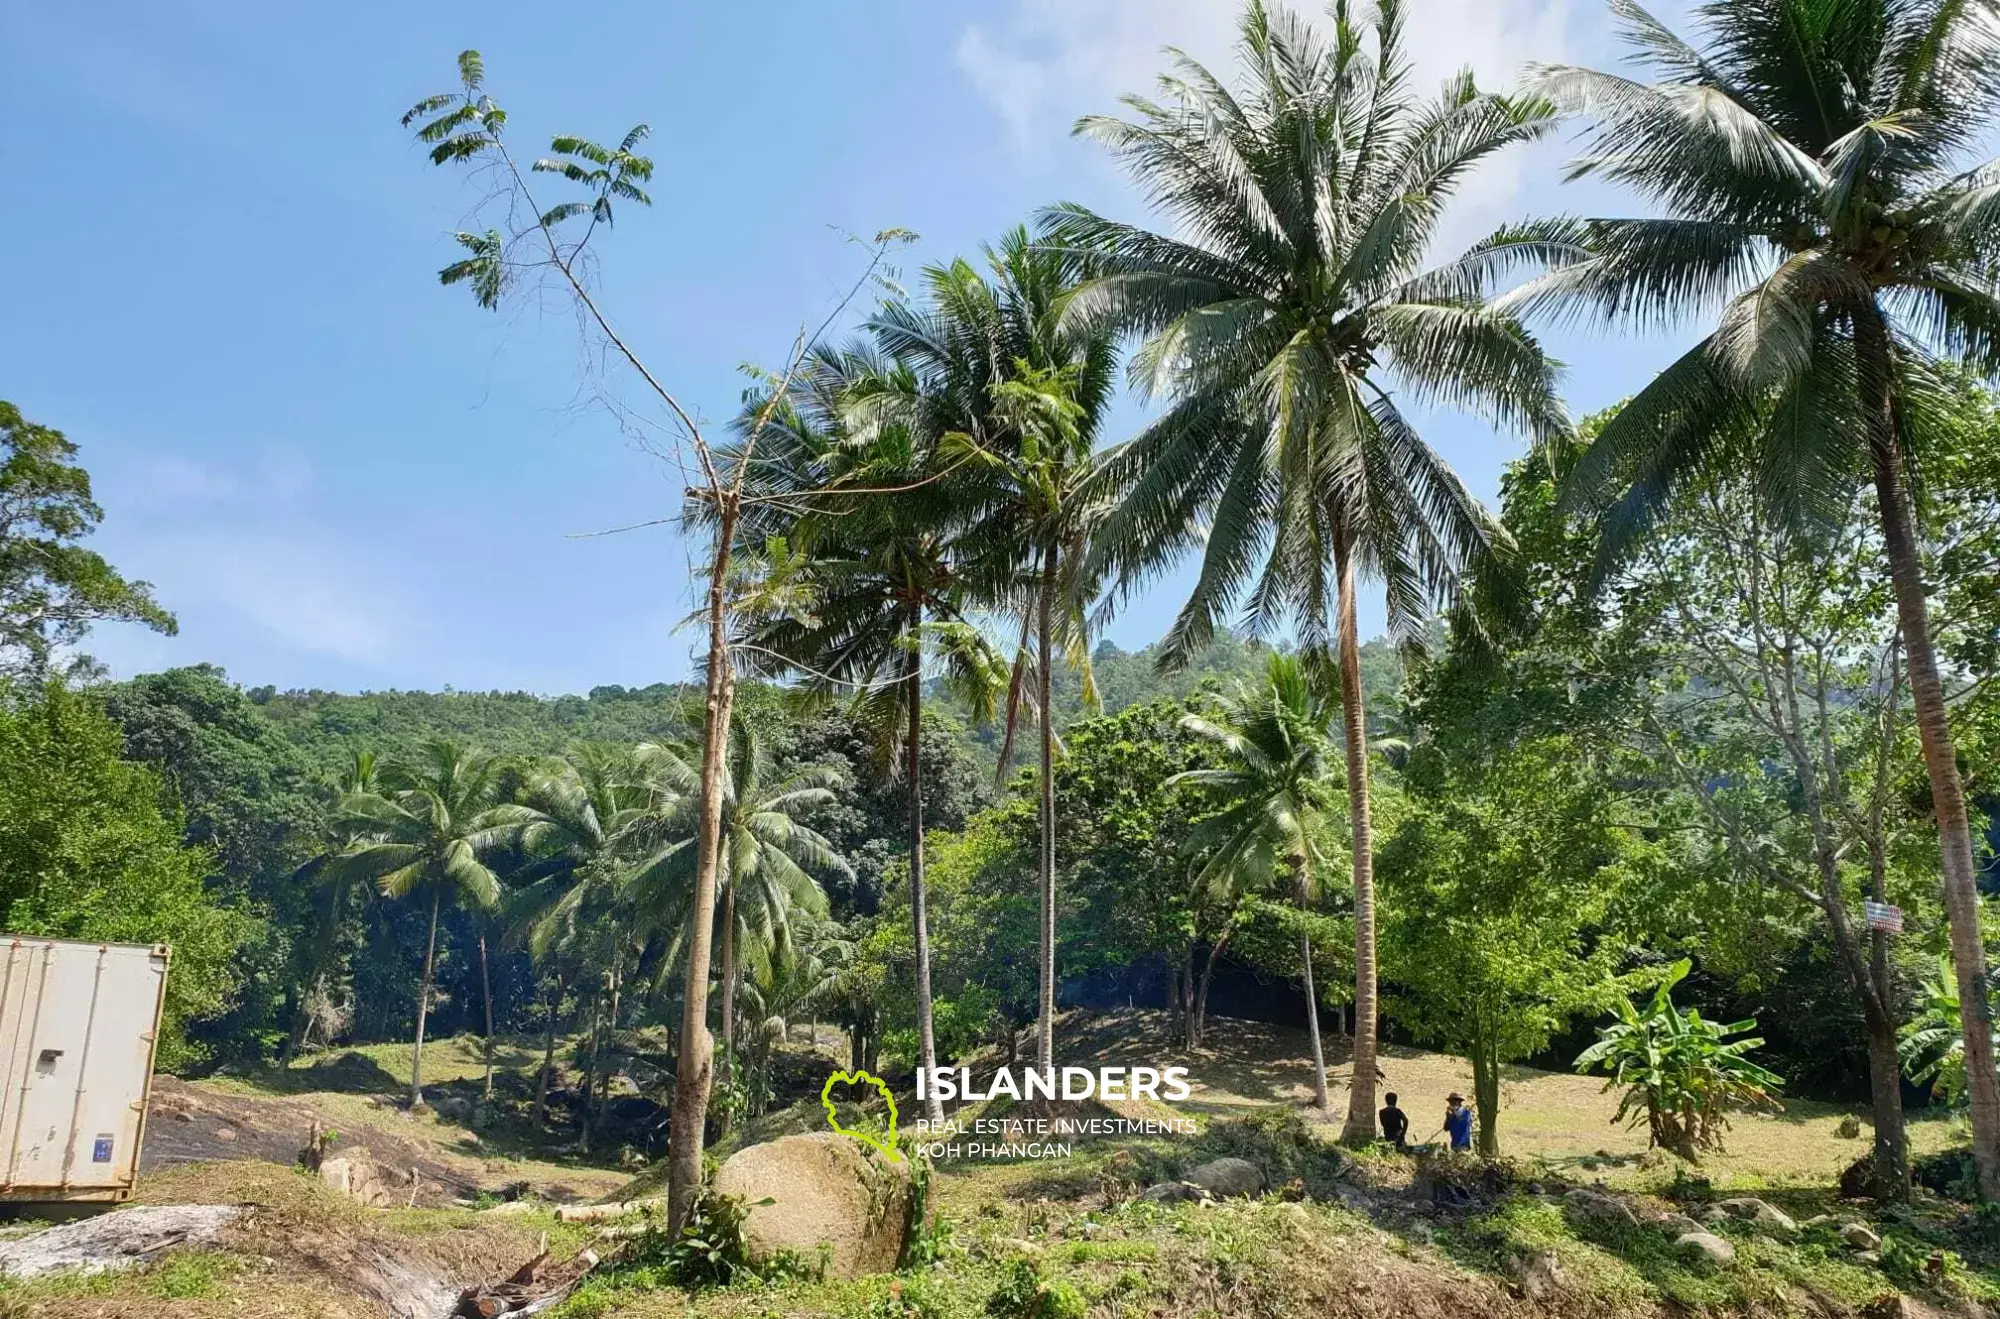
[92,1136,113,1163]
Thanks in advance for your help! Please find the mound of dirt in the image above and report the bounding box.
[713,1132,922,1279]
[144,1076,472,1206]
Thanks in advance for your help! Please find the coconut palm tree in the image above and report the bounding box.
[506,743,653,1120]
[621,718,850,1054]
[326,740,529,1109]
[740,346,1004,1124]
[1171,655,1344,1107]
[870,229,1120,1075]
[1050,0,1566,1140]
[280,747,381,1065]
[1509,0,2000,1196]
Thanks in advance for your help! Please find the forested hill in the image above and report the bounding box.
[219,629,1403,779]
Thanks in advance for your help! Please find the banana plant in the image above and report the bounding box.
[1576,959,1782,1161]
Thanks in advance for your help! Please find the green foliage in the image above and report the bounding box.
[1576,960,1784,1162]
[1899,951,1997,1107]
[0,682,246,1068]
[986,1256,1085,1319]
[0,401,176,682]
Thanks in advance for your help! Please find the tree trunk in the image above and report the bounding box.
[410,888,441,1110]
[479,933,495,1102]
[1856,304,2000,1199]
[667,506,739,1232]
[719,881,737,1053]
[1333,540,1381,1145]
[1194,929,1232,1048]
[1034,547,1058,1076]
[581,983,603,1152]
[1473,1037,1500,1158]
[535,972,564,1127]
[1294,859,1329,1110]
[907,624,945,1126]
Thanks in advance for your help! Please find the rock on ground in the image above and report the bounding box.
[1841,1222,1883,1250]
[1508,1249,1565,1300]
[1564,1187,1638,1227]
[0,1204,242,1278]
[1677,1231,1736,1265]
[322,1151,405,1208]
[712,1132,921,1280]
[1184,1157,1264,1198]
[1138,1180,1210,1205]
[1713,1197,1798,1237]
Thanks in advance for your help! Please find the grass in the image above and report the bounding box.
[10,1011,1995,1316]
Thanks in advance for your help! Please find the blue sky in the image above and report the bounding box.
[1,0,1693,695]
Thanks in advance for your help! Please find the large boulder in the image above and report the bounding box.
[1185,1157,1264,1198]
[712,1133,921,1279]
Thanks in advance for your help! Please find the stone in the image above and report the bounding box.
[712,1132,923,1280]
[1658,1214,1706,1237]
[319,1153,397,1208]
[1184,1157,1264,1198]
[1677,1232,1736,1265]
[1564,1188,1639,1227]
[1509,1249,1565,1300]
[1137,1180,1210,1206]
[1713,1197,1797,1237]
[1840,1222,1883,1251]
[214,1127,236,1142]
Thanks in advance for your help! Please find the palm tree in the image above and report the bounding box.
[1172,655,1343,1107]
[870,229,1120,1075]
[622,718,850,1056]
[327,740,528,1109]
[1512,0,2000,1196]
[507,743,652,1122]
[280,747,381,1065]
[741,346,1002,1124]
[1050,0,1566,1140]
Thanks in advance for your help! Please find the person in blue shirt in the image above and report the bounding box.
[1443,1092,1473,1152]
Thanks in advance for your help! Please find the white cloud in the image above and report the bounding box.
[957,0,1573,246]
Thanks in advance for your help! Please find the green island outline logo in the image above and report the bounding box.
[820,1069,902,1162]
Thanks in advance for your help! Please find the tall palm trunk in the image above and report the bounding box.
[1295,855,1330,1109]
[907,606,945,1125]
[410,888,441,1110]
[719,881,737,1052]
[1333,540,1381,1144]
[535,970,565,1127]
[668,507,740,1232]
[1857,306,2000,1199]
[1034,547,1059,1076]
[478,932,495,1101]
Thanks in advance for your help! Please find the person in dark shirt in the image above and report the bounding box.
[1379,1092,1409,1149]
[1444,1092,1474,1152]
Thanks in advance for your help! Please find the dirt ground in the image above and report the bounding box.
[1055,1008,1963,1186]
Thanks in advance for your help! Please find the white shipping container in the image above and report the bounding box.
[0,937,169,1203]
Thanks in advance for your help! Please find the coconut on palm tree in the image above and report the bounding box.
[1508,0,2000,1197]
[870,229,1120,1075]
[1173,655,1344,1107]
[326,740,529,1109]
[1052,0,1567,1140]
